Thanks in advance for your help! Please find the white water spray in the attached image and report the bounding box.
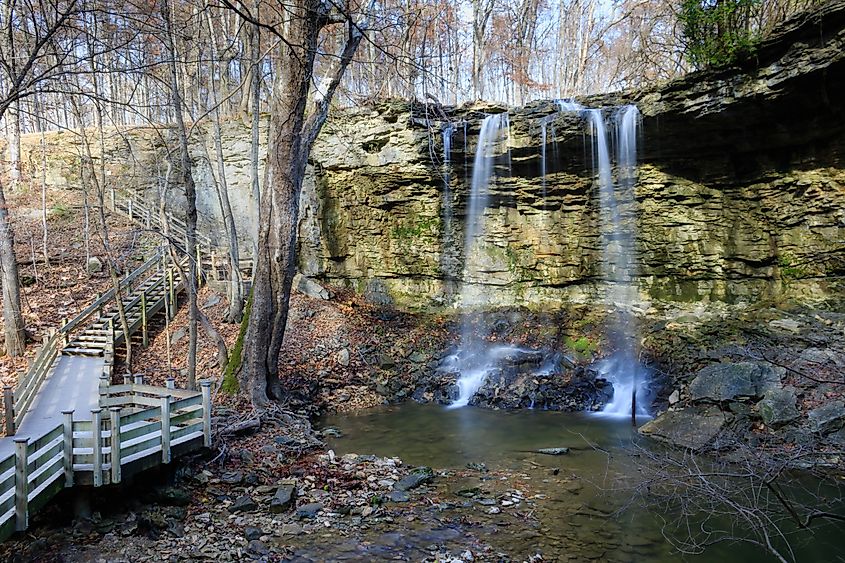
[449,113,513,408]
[587,105,651,419]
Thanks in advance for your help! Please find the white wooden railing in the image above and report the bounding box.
[0,380,211,540]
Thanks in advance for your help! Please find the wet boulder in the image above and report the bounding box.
[808,402,845,434]
[689,362,783,402]
[757,387,800,427]
[639,409,726,450]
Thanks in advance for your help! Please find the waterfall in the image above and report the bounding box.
[442,124,454,233]
[540,120,547,201]
[448,113,511,408]
[441,124,456,298]
[587,105,652,419]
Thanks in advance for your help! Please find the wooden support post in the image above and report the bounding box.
[134,374,143,385]
[166,377,175,390]
[109,407,121,484]
[99,373,109,404]
[60,318,69,347]
[3,386,14,436]
[62,410,74,487]
[161,396,171,464]
[91,409,103,487]
[167,269,175,318]
[107,317,115,342]
[123,373,131,385]
[210,250,217,281]
[14,437,28,531]
[140,290,148,347]
[128,199,133,220]
[201,381,212,448]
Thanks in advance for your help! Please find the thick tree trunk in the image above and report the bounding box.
[239,0,363,407]
[240,64,310,406]
[0,177,26,356]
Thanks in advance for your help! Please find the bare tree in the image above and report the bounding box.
[226,0,368,406]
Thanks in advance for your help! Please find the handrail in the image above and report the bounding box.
[115,192,213,251]
[11,333,60,428]
[0,380,213,542]
[59,248,164,336]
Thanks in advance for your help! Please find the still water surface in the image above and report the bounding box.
[320,403,843,562]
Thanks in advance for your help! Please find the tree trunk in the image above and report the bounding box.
[0,177,26,356]
[8,102,21,192]
[164,0,199,390]
[205,9,244,323]
[239,0,363,407]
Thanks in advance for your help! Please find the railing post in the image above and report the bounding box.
[128,198,133,220]
[140,290,148,347]
[166,377,175,390]
[161,396,171,464]
[4,386,15,436]
[107,317,115,343]
[167,269,175,319]
[14,437,29,531]
[91,409,103,487]
[99,373,109,404]
[123,374,132,385]
[60,318,69,347]
[62,410,74,488]
[134,374,144,386]
[109,407,121,484]
[210,250,217,281]
[201,381,212,448]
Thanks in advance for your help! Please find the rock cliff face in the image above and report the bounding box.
[18,1,845,311]
[303,1,845,309]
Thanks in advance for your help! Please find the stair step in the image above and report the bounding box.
[62,347,105,356]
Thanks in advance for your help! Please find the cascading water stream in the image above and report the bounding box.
[587,105,652,419]
[448,113,512,408]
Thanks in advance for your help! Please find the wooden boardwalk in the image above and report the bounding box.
[0,194,231,541]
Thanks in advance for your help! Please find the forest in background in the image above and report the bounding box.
[1,0,827,138]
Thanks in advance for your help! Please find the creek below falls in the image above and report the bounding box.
[307,403,842,562]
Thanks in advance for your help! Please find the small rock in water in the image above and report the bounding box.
[536,448,570,456]
[466,462,488,472]
[456,487,481,498]
[281,523,304,536]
